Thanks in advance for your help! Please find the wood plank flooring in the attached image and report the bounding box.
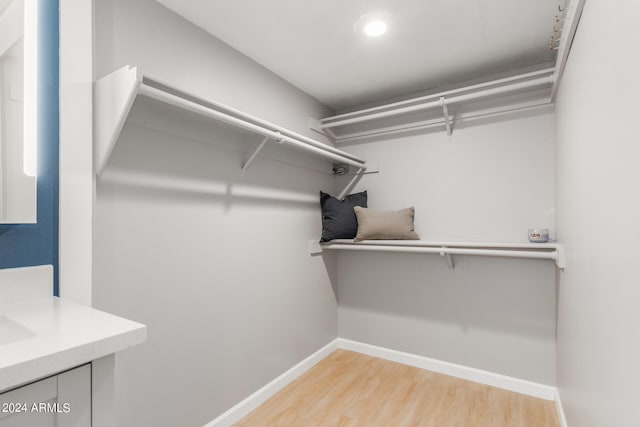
[233,350,560,427]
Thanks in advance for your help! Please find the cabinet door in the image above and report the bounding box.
[0,365,91,427]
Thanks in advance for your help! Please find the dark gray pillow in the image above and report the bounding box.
[320,191,367,242]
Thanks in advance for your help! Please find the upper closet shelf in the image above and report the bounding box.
[318,239,565,269]
[95,65,367,176]
[319,68,555,143]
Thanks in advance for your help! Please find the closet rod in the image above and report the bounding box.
[321,75,554,129]
[322,68,555,123]
[323,244,559,262]
[143,77,364,164]
[138,84,367,169]
[333,99,551,143]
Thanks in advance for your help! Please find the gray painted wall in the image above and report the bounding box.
[336,111,558,384]
[92,0,337,426]
[555,0,640,425]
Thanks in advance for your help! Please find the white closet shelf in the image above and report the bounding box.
[95,65,367,176]
[319,68,555,142]
[318,239,565,269]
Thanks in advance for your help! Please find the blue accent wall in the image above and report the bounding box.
[0,0,59,295]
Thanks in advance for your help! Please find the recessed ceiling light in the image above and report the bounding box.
[354,13,391,38]
[364,20,387,37]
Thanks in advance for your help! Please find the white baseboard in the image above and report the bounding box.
[205,338,558,426]
[555,389,568,427]
[203,339,339,427]
[337,338,557,401]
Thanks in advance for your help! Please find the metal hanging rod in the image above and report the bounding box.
[333,99,551,144]
[143,76,364,164]
[320,75,554,129]
[138,84,367,169]
[319,240,565,269]
[321,68,555,125]
[323,243,558,260]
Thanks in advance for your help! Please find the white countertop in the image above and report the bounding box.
[0,295,146,392]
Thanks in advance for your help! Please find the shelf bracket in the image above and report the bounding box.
[95,65,143,176]
[338,167,366,199]
[440,246,454,269]
[440,97,452,136]
[308,240,322,256]
[273,131,285,144]
[241,136,270,172]
[555,245,566,269]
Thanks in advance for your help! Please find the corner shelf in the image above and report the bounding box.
[95,65,367,177]
[316,239,565,269]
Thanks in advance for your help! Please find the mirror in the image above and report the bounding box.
[0,0,37,223]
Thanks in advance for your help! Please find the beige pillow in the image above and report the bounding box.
[353,206,420,242]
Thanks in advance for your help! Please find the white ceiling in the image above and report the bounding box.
[156,0,559,110]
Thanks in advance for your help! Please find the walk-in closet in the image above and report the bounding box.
[1,0,638,426]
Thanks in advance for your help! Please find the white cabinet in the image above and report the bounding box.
[0,365,91,427]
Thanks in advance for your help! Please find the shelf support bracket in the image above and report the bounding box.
[241,136,270,172]
[95,65,142,176]
[440,97,452,136]
[555,245,566,269]
[338,167,365,200]
[440,246,454,269]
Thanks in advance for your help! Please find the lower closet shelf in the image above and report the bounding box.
[317,239,565,269]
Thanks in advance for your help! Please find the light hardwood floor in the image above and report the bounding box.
[234,350,560,427]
